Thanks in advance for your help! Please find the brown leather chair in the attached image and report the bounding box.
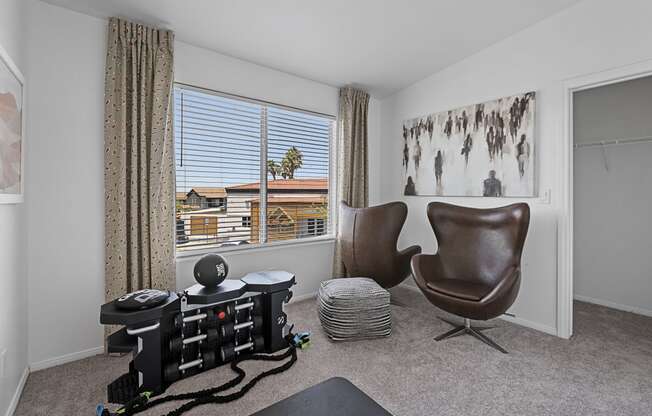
[411,202,530,353]
[340,201,421,288]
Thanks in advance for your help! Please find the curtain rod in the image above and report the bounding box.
[573,135,652,149]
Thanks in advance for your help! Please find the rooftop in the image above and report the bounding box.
[226,178,328,192]
[249,196,328,204]
[187,187,227,198]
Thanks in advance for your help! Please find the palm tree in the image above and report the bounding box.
[281,146,303,179]
[267,160,281,180]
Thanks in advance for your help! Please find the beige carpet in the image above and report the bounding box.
[15,285,652,416]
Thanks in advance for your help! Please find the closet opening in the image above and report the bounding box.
[572,74,652,337]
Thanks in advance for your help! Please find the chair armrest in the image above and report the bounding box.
[398,245,421,261]
[398,245,422,281]
[480,267,520,304]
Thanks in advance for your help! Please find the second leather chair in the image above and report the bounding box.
[411,202,530,353]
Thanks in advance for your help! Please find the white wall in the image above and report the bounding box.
[379,0,652,335]
[573,77,652,316]
[0,0,29,414]
[24,1,381,367]
[25,1,107,369]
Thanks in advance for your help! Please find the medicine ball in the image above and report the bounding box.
[194,254,229,287]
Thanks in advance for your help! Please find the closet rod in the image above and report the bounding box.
[574,135,652,149]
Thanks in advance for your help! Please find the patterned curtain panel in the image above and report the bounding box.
[333,87,370,277]
[104,17,176,305]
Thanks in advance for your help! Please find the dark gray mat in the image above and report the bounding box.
[249,377,392,416]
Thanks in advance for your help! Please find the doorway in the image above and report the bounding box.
[559,60,652,339]
[566,75,652,344]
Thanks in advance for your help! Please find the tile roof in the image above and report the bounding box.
[188,187,227,198]
[226,178,328,191]
[249,196,328,204]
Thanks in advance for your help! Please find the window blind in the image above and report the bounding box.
[174,85,333,252]
[265,106,331,242]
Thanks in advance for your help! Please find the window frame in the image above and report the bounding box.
[173,82,337,257]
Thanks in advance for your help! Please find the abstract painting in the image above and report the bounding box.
[402,92,535,197]
[0,42,24,203]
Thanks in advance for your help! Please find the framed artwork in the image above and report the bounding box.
[0,41,24,204]
[402,91,535,197]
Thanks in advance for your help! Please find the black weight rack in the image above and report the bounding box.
[100,271,295,404]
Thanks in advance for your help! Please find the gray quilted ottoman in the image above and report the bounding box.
[318,278,391,341]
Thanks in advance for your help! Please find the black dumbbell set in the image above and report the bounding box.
[99,266,295,404]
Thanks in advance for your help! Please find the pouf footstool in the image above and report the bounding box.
[318,277,391,341]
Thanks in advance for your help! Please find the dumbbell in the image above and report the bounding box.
[220,335,265,362]
[172,315,199,338]
[220,315,264,342]
[174,312,205,329]
[233,297,262,314]
[235,309,249,323]
[200,313,218,330]
[169,328,219,356]
[164,350,216,383]
[175,310,224,333]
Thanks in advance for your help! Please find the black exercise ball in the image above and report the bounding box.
[194,254,229,287]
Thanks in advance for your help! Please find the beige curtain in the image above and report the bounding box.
[104,17,176,306]
[333,87,370,277]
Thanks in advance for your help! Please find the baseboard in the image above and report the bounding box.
[29,294,317,372]
[5,367,28,416]
[399,284,560,336]
[574,295,652,318]
[29,346,104,372]
[498,314,558,336]
[289,291,317,303]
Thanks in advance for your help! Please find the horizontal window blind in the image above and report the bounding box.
[174,85,333,252]
[175,88,261,251]
[264,107,331,243]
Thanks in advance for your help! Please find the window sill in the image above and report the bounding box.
[175,235,336,260]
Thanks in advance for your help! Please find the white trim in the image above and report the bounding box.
[398,283,557,335]
[0,41,25,204]
[574,295,652,318]
[176,235,335,259]
[288,291,317,304]
[558,58,652,340]
[29,346,104,372]
[5,367,28,416]
[499,314,557,337]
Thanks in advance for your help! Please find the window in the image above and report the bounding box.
[309,218,326,236]
[299,218,326,237]
[242,216,252,228]
[174,85,334,252]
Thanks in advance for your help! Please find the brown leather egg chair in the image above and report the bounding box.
[340,201,421,289]
[411,202,530,353]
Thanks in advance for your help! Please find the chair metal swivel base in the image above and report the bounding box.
[435,317,508,354]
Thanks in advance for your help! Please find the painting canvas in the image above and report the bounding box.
[0,43,24,202]
[402,92,535,197]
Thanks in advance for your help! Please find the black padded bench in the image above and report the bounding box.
[250,377,392,416]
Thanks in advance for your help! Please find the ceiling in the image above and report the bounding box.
[41,0,581,97]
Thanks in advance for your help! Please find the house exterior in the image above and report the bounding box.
[176,179,328,248]
[182,187,227,210]
[249,196,328,243]
[224,178,328,243]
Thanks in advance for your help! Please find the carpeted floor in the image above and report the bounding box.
[15,285,652,416]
